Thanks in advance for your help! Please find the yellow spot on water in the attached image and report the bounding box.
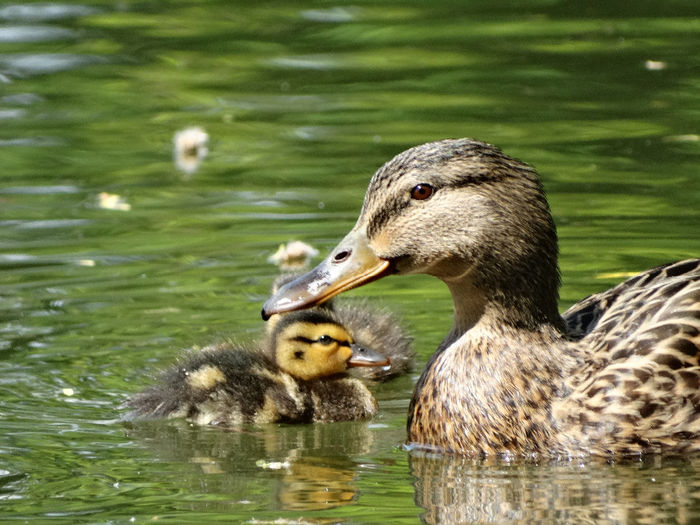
[97,192,131,211]
[644,59,666,71]
[256,459,291,470]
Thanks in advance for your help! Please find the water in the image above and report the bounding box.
[1,1,698,522]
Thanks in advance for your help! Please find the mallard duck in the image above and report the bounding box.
[263,138,700,457]
[267,274,414,382]
[125,309,390,426]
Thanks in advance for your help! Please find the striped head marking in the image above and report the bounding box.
[272,311,355,380]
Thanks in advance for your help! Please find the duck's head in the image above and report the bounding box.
[271,310,390,381]
[263,139,562,331]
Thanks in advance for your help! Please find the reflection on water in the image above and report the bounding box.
[277,457,357,511]
[0,53,106,76]
[0,25,78,43]
[126,419,374,512]
[411,452,700,524]
[0,4,99,22]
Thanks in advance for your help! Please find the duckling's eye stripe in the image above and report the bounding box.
[291,336,315,344]
[291,335,350,346]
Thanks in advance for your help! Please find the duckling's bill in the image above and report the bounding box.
[262,229,391,319]
[347,343,391,368]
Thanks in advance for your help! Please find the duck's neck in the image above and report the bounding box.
[442,278,486,345]
[409,321,573,455]
[407,276,572,455]
[443,273,566,346]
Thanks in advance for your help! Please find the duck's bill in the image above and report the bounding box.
[347,344,391,368]
[262,229,391,320]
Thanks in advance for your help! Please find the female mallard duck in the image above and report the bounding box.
[267,274,414,382]
[125,309,389,426]
[263,138,700,457]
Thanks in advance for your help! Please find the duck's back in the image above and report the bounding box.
[556,259,700,454]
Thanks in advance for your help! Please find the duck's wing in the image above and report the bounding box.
[556,259,700,454]
[563,259,700,340]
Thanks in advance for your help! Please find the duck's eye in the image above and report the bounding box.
[317,335,334,345]
[410,183,434,200]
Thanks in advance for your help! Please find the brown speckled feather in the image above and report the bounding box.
[556,259,700,454]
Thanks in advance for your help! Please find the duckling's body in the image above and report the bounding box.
[267,275,414,382]
[125,310,388,425]
[263,139,700,457]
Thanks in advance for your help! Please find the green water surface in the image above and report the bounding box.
[1,1,699,523]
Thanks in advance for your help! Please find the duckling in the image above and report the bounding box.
[266,274,414,382]
[125,309,390,426]
[263,138,700,457]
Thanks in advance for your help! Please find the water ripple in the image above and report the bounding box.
[300,7,358,23]
[0,185,80,194]
[0,25,79,43]
[268,54,340,70]
[0,53,107,77]
[0,108,26,119]
[0,4,99,21]
[0,137,63,147]
[3,219,91,230]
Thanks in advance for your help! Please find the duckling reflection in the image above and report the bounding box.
[410,452,700,524]
[125,309,389,426]
[265,452,358,511]
[267,274,414,382]
[124,419,376,512]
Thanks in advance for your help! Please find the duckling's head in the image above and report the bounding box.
[271,310,390,381]
[263,139,562,330]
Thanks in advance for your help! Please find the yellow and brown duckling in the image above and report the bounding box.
[263,138,700,457]
[267,274,414,382]
[125,309,389,426]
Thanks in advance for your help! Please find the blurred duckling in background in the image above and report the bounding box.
[125,309,389,426]
[173,126,209,175]
[266,274,414,382]
[267,240,320,270]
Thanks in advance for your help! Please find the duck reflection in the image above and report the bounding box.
[125,418,373,512]
[410,451,700,524]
